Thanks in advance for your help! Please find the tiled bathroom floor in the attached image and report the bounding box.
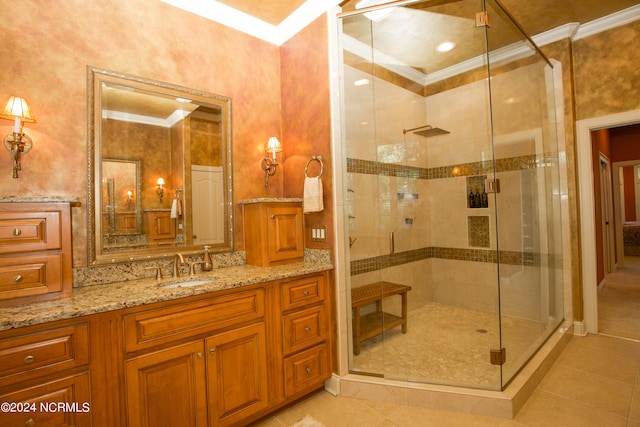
[255,257,640,426]
[256,334,640,426]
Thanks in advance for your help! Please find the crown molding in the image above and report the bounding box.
[573,4,640,41]
[342,4,640,86]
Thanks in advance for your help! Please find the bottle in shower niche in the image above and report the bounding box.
[481,190,488,208]
[202,245,213,271]
[469,189,476,208]
[474,191,481,209]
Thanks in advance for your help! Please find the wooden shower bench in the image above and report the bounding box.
[351,281,411,355]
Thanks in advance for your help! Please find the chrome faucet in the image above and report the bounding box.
[173,253,187,277]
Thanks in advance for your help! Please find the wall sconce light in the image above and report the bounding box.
[156,178,165,203]
[260,136,282,187]
[0,96,36,178]
[127,190,133,209]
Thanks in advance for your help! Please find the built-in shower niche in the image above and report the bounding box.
[468,215,490,248]
[466,175,488,209]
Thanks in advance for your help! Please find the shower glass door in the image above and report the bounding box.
[341,0,504,390]
[484,0,564,387]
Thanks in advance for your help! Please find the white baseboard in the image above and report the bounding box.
[324,374,340,396]
[573,321,587,336]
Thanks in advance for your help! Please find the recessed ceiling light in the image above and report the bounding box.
[436,42,456,52]
[354,78,370,86]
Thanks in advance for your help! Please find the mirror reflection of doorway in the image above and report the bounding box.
[596,124,640,342]
[191,165,224,245]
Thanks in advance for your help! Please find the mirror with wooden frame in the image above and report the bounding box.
[87,66,233,264]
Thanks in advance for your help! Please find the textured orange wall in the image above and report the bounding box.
[0,0,284,266]
[280,15,334,252]
[573,20,640,120]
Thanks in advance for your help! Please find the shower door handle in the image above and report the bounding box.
[390,232,394,255]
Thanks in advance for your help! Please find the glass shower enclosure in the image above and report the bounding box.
[338,0,564,390]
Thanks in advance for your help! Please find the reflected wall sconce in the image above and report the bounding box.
[260,136,282,187]
[0,96,36,178]
[156,178,165,203]
[127,190,133,208]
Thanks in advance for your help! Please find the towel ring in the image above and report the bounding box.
[304,156,324,178]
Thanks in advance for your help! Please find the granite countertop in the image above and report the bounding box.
[0,262,333,332]
[238,198,303,204]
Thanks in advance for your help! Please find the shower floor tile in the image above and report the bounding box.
[350,302,552,389]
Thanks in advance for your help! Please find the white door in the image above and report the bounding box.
[192,165,224,245]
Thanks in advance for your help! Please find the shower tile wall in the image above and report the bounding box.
[345,61,560,319]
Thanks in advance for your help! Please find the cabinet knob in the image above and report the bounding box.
[24,355,35,364]
[304,327,311,333]
[13,275,24,283]
[303,290,309,296]
[25,418,35,427]
[306,367,312,374]
[271,214,276,219]
[13,228,22,237]
[209,348,216,354]
[196,352,203,359]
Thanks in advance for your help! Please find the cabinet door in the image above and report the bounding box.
[125,341,207,427]
[206,323,268,426]
[266,206,303,263]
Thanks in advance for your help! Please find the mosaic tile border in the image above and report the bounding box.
[346,153,561,276]
[350,247,561,276]
[346,152,558,179]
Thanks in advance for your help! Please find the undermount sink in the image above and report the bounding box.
[160,279,213,289]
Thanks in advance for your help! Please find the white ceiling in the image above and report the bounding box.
[160,0,640,47]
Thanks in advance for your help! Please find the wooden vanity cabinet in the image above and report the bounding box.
[0,320,92,427]
[0,270,332,427]
[243,202,304,267]
[123,287,269,427]
[0,202,72,306]
[277,273,331,400]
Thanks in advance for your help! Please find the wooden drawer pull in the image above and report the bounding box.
[24,355,35,364]
[303,290,309,296]
[304,327,311,333]
[306,367,312,373]
[13,228,22,237]
[25,418,35,427]
[13,274,23,283]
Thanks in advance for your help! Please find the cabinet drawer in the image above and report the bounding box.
[124,288,265,352]
[283,345,329,398]
[0,211,62,254]
[0,373,91,427]
[282,306,327,356]
[0,324,89,386]
[0,254,63,301]
[281,274,326,312]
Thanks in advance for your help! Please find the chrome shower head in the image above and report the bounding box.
[403,125,450,138]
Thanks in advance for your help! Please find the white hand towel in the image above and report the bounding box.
[304,176,323,214]
[170,198,178,219]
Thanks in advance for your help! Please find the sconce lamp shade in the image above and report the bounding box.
[265,137,282,154]
[0,96,36,123]
[157,177,165,186]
